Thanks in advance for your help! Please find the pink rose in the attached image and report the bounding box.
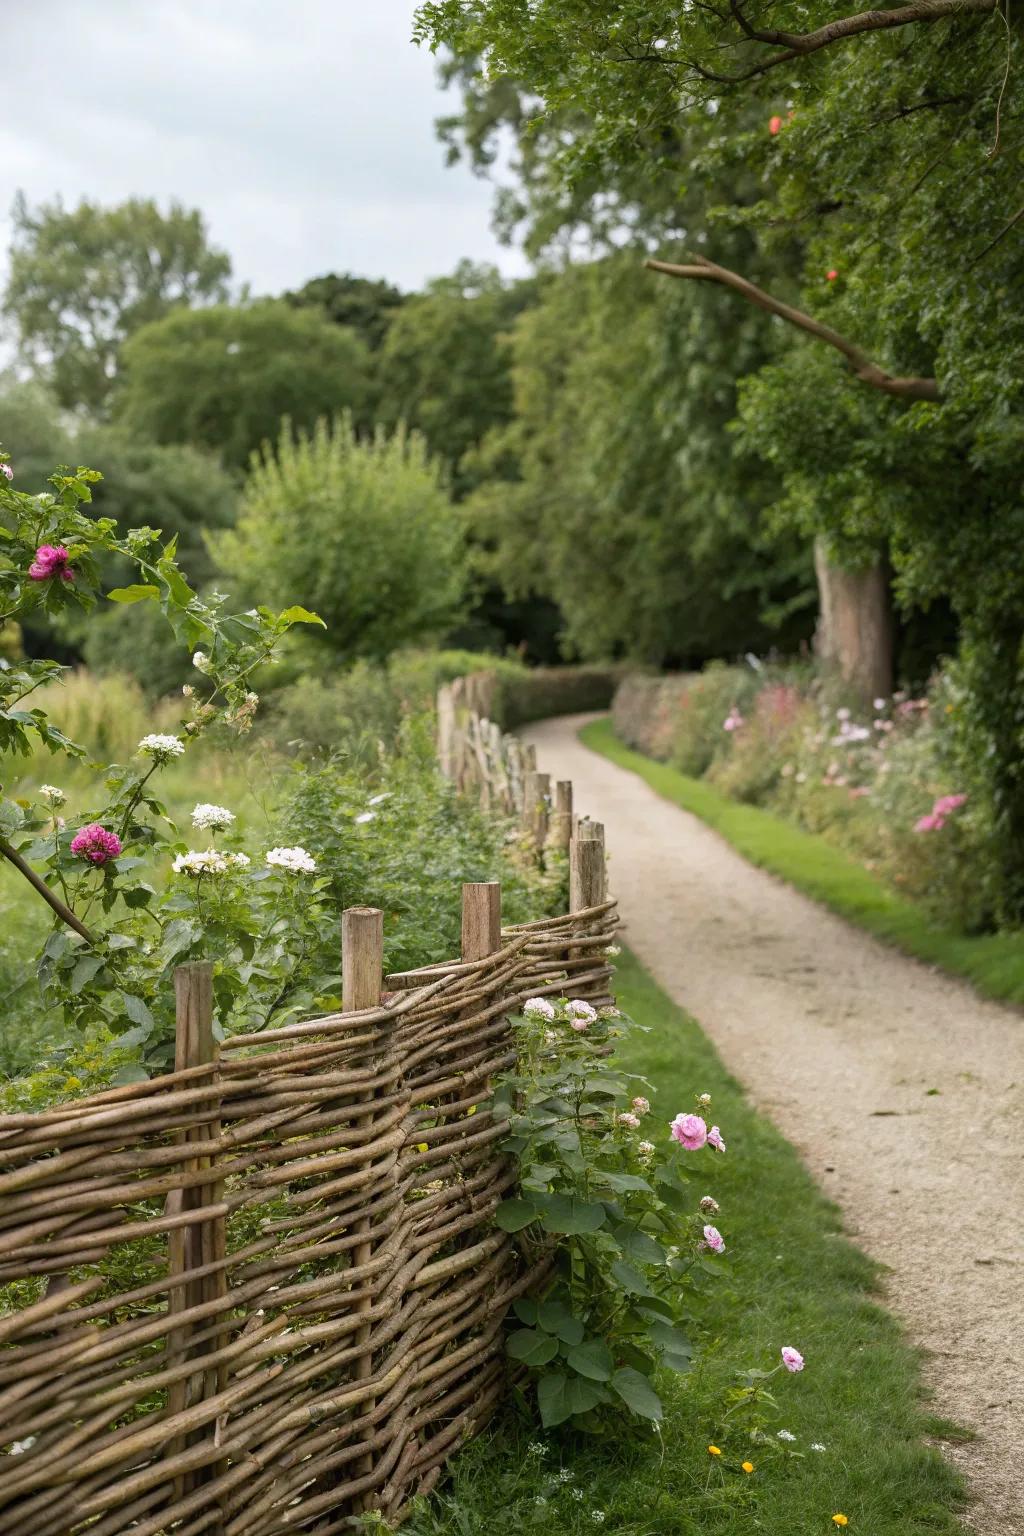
[670,1113,707,1151]
[933,793,966,817]
[70,824,122,865]
[707,1125,726,1153]
[914,813,943,833]
[570,1019,589,1033]
[780,1346,804,1373]
[703,1224,725,1253]
[28,544,74,583]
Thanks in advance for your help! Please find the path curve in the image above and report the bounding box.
[524,714,1023,1533]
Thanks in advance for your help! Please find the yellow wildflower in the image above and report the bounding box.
[741,1461,754,1474]
[707,1445,722,1456]
[832,1518,849,1528]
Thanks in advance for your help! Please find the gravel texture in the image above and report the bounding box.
[524,713,1024,1534]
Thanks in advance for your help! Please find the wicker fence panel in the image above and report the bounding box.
[0,898,617,1535]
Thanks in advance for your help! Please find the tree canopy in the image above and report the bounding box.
[114,300,372,469]
[285,272,406,351]
[2,195,231,413]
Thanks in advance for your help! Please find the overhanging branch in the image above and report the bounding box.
[645,255,941,402]
[690,0,1000,82]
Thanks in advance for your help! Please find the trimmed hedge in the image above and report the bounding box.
[490,664,626,729]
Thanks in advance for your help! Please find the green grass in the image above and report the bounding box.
[581,716,1024,1007]
[402,949,966,1536]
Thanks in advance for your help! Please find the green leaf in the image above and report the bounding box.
[536,1300,584,1345]
[593,1171,653,1194]
[565,1375,609,1415]
[566,1338,614,1381]
[609,1259,655,1297]
[536,1193,606,1235]
[512,1298,538,1327]
[111,1064,150,1085]
[494,1197,539,1233]
[70,954,105,994]
[121,994,155,1031]
[106,584,159,604]
[537,1372,573,1429]
[278,605,326,628]
[612,1224,668,1266]
[611,1367,663,1422]
[507,1328,560,1367]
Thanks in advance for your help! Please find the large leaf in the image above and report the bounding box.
[536,1299,584,1345]
[609,1259,655,1297]
[611,1367,663,1422]
[612,1224,668,1266]
[536,1193,606,1235]
[494,1197,538,1233]
[507,1329,560,1367]
[566,1338,614,1381]
[537,1372,574,1429]
[278,605,326,628]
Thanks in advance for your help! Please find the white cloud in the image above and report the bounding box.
[0,0,527,295]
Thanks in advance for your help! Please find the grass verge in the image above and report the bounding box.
[580,715,1024,1007]
[401,949,966,1536]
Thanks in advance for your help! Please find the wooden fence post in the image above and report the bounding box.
[549,780,573,850]
[570,822,606,911]
[461,882,502,962]
[343,907,385,1507]
[168,961,226,1518]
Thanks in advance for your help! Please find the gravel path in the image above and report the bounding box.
[524,714,1023,1534]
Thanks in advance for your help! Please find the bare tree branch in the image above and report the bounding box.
[689,0,999,82]
[0,838,95,944]
[645,254,941,401]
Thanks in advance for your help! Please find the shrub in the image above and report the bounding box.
[670,664,758,778]
[491,665,625,730]
[612,674,691,760]
[213,416,467,662]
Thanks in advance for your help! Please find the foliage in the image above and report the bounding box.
[463,255,814,667]
[490,664,624,730]
[285,271,406,351]
[114,300,372,468]
[214,416,466,661]
[375,261,537,498]
[398,948,965,1535]
[495,995,732,1432]
[414,0,1024,921]
[3,194,231,412]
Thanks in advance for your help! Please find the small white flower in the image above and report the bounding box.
[138,733,185,760]
[192,650,211,672]
[523,997,556,1021]
[566,999,597,1023]
[354,811,375,824]
[570,1488,584,1502]
[266,845,317,874]
[599,1004,621,1018]
[534,1496,548,1507]
[638,1139,656,1159]
[810,1442,826,1452]
[182,683,194,698]
[191,802,235,831]
[777,1429,796,1442]
[873,697,886,710]
[618,1112,641,1130]
[543,1029,557,1046]
[228,852,251,868]
[604,944,621,956]
[557,1469,574,1484]
[591,1514,606,1524]
[836,706,851,721]
[698,1092,712,1106]
[173,849,229,876]
[632,1096,650,1115]
[38,784,66,806]
[795,771,807,784]
[368,792,390,806]
[527,1442,547,1458]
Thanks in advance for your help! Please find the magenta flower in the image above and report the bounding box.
[670,1112,708,1151]
[28,544,74,583]
[70,824,122,865]
[914,812,944,833]
[703,1224,725,1253]
[933,793,967,817]
[707,1124,726,1153]
[780,1346,805,1373]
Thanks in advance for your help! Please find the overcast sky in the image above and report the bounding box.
[0,0,526,297]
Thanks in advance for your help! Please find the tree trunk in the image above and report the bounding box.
[813,539,893,703]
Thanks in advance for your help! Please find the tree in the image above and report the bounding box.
[212,416,466,661]
[114,301,372,469]
[285,272,406,351]
[417,2,1024,922]
[376,261,537,497]
[466,257,815,664]
[2,195,231,412]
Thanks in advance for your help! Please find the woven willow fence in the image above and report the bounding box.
[0,702,615,1533]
